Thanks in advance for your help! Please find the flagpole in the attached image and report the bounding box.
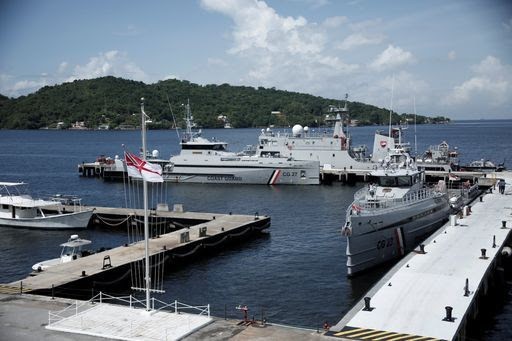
[141,97,151,311]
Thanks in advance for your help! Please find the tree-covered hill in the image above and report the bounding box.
[0,76,449,129]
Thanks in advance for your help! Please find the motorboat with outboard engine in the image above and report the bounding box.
[32,234,92,271]
[0,182,93,229]
[342,148,451,275]
[459,159,506,173]
[257,95,406,171]
[164,103,319,185]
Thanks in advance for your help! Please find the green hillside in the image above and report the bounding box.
[0,76,449,129]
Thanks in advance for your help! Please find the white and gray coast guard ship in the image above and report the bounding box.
[257,97,405,171]
[342,148,451,276]
[163,103,319,185]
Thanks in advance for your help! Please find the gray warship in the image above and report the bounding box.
[342,147,451,275]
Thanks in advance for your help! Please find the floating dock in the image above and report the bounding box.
[4,210,270,295]
[328,171,512,340]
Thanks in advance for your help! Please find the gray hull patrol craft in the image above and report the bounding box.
[0,182,93,229]
[164,103,319,185]
[257,95,402,171]
[342,149,451,276]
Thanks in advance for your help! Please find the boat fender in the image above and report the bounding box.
[502,246,512,257]
[342,222,352,236]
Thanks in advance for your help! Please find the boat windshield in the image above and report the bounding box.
[378,176,413,187]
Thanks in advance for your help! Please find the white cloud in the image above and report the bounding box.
[443,56,512,106]
[447,50,456,61]
[68,50,147,82]
[503,18,512,32]
[58,62,68,73]
[11,79,49,93]
[322,16,347,28]
[0,51,148,97]
[336,32,385,50]
[348,18,382,32]
[200,0,358,94]
[369,45,415,71]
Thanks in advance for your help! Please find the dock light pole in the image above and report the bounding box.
[141,98,151,311]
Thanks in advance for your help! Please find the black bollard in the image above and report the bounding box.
[81,270,86,277]
[443,306,455,322]
[480,196,483,202]
[363,296,374,311]
[464,278,470,296]
[493,235,496,248]
[480,248,488,259]
[502,221,507,229]
[420,244,425,254]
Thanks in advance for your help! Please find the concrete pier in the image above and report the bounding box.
[328,171,512,340]
[0,294,326,341]
[4,211,270,295]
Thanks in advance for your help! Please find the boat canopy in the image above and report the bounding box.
[0,196,57,208]
[60,238,91,247]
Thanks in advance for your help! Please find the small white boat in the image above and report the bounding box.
[0,182,93,229]
[32,234,92,271]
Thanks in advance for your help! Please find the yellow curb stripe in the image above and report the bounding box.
[334,328,365,336]
[360,331,396,339]
[349,330,381,338]
[407,337,432,341]
[373,333,402,341]
[387,335,415,341]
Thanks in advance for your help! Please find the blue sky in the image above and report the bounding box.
[1,0,511,119]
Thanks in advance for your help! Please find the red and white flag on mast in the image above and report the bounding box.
[124,151,163,183]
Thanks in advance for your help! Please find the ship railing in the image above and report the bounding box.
[349,188,442,215]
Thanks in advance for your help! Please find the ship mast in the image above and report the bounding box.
[140,98,151,311]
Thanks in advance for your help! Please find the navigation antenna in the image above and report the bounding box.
[166,94,180,141]
[388,74,395,139]
[413,95,417,154]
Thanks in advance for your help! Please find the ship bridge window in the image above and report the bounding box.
[182,144,226,151]
[378,176,412,187]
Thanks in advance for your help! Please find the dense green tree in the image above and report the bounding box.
[0,76,449,129]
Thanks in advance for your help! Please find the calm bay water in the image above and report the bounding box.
[0,120,511,339]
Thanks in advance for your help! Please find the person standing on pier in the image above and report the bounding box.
[498,178,506,194]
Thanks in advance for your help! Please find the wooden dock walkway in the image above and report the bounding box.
[7,211,270,293]
[328,171,512,341]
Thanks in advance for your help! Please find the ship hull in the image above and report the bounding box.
[164,163,319,185]
[346,196,450,275]
[0,210,93,229]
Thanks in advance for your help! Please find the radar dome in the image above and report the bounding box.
[292,124,304,137]
[304,126,309,133]
[152,150,160,158]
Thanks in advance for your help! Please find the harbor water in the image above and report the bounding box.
[1,120,511,339]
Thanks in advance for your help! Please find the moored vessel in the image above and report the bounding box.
[32,234,92,271]
[342,149,451,275]
[0,182,93,229]
[164,102,319,185]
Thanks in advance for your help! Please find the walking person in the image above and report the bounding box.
[498,178,506,194]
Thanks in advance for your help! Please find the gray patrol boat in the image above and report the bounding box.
[163,103,319,185]
[257,95,404,171]
[342,147,451,275]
